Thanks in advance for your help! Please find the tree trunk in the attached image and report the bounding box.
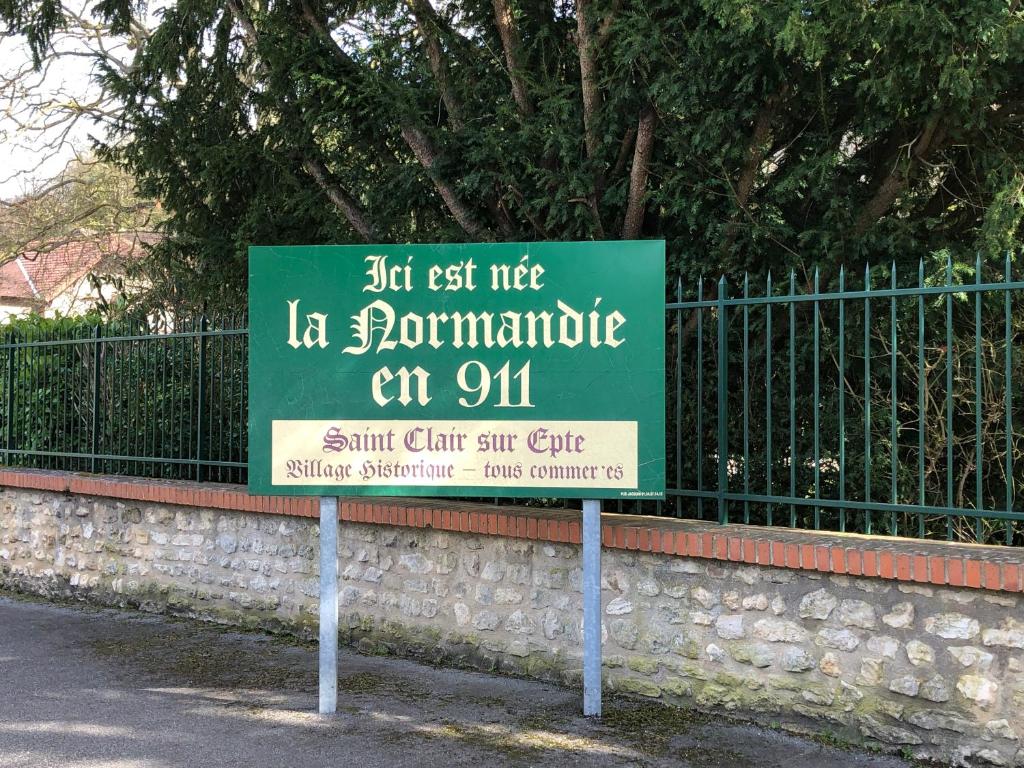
[853,114,946,237]
[492,0,533,117]
[302,158,376,241]
[622,107,656,239]
[408,0,464,129]
[401,125,490,239]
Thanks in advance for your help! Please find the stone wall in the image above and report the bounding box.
[3,484,1024,767]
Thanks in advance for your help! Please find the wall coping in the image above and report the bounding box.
[2,467,1022,593]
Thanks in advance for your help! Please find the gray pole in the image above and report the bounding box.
[319,496,339,715]
[582,498,602,717]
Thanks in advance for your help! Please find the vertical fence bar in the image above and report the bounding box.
[217,323,225,480]
[240,323,247,482]
[16,329,23,466]
[157,334,166,476]
[90,325,102,474]
[890,263,898,536]
[918,259,926,539]
[975,254,984,542]
[4,332,13,465]
[742,273,750,524]
[40,326,47,470]
[717,276,729,525]
[864,264,872,535]
[765,271,773,526]
[187,318,196,480]
[49,328,56,469]
[675,278,683,516]
[225,322,233,482]
[56,328,64,469]
[696,277,704,520]
[112,324,120,473]
[789,271,796,528]
[195,315,209,482]
[946,257,954,540]
[135,334,142,474]
[838,267,846,532]
[1005,254,1014,545]
[21,328,27,467]
[67,328,75,468]
[813,267,820,530]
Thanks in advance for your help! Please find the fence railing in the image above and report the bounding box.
[0,255,1021,545]
[1,315,247,485]
[667,255,1022,546]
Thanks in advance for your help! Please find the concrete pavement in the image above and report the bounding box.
[0,594,913,768]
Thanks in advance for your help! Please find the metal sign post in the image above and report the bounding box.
[582,499,602,717]
[319,496,339,715]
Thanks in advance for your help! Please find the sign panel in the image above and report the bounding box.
[248,242,665,498]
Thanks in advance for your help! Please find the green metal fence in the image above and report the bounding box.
[0,255,1021,545]
[1,315,247,484]
[667,254,1023,546]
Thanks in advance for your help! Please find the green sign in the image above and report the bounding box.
[248,241,665,499]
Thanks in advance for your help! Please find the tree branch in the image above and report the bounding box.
[575,0,605,236]
[224,0,258,44]
[295,0,484,238]
[719,85,787,257]
[611,124,637,179]
[853,113,947,236]
[491,0,533,117]
[226,0,378,240]
[622,106,656,239]
[302,158,376,241]
[400,125,489,239]
[407,0,464,128]
[576,0,600,160]
[595,0,622,49]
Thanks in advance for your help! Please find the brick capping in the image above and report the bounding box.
[2,467,1021,593]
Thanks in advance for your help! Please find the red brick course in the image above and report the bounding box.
[2,468,1022,593]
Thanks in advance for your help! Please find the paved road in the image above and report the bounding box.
[0,594,912,768]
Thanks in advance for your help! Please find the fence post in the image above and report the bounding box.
[4,332,14,465]
[195,315,208,482]
[717,276,729,524]
[90,326,102,474]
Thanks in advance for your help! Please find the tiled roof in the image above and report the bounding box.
[0,234,154,304]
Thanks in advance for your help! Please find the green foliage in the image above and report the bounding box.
[5,0,1016,308]
[3,0,1024,545]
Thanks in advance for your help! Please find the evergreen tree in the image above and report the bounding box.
[4,0,1022,308]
